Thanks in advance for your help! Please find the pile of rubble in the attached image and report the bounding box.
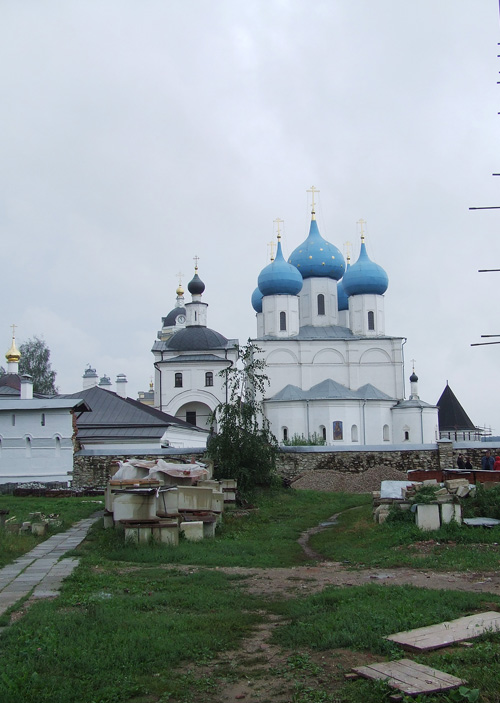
[373,478,475,530]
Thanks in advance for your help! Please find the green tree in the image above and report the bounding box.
[19,336,58,395]
[207,341,278,493]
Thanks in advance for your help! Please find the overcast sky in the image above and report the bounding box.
[1,1,499,433]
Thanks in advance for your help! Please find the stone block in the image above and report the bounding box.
[444,479,470,490]
[181,521,204,541]
[177,487,214,512]
[31,522,47,536]
[456,485,470,498]
[436,495,454,503]
[435,487,449,496]
[416,504,440,531]
[113,493,157,522]
[152,522,179,546]
[156,488,179,514]
[422,479,439,486]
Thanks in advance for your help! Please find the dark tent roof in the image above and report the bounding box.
[437,383,475,431]
[59,385,204,441]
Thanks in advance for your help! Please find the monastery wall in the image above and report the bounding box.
[71,441,500,490]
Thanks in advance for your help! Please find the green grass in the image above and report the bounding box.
[79,488,370,569]
[0,496,103,567]
[0,565,263,703]
[309,503,500,571]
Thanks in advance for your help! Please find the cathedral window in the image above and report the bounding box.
[174,373,183,387]
[55,436,61,456]
[317,294,325,315]
[205,372,213,387]
[383,424,390,441]
[186,411,196,425]
[333,421,343,440]
[351,424,358,442]
[404,430,410,441]
[25,436,32,457]
[368,311,375,330]
[320,425,326,441]
[41,413,46,427]
[282,427,288,442]
[280,311,287,331]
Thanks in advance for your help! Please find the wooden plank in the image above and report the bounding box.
[386,611,500,652]
[353,659,465,695]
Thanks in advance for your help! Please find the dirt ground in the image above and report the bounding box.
[163,518,500,702]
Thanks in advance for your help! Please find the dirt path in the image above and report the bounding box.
[171,517,500,702]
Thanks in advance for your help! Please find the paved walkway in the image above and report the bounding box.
[0,514,101,618]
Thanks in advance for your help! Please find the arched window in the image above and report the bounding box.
[55,436,61,456]
[11,414,15,427]
[333,421,343,441]
[351,424,358,442]
[368,311,375,330]
[404,430,410,441]
[279,311,287,331]
[174,373,183,388]
[383,424,390,441]
[25,436,32,457]
[41,413,46,427]
[320,425,326,441]
[282,427,288,442]
[317,294,325,315]
[205,372,213,387]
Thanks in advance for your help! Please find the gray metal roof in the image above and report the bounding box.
[157,354,230,364]
[393,398,436,409]
[255,325,404,342]
[59,385,203,441]
[153,327,236,352]
[267,378,395,402]
[0,398,90,412]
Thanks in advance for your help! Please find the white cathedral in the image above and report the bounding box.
[152,195,439,447]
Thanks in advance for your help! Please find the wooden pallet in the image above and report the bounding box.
[352,659,465,696]
[386,611,500,652]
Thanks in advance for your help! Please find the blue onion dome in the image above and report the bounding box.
[342,238,388,296]
[337,259,350,311]
[258,238,303,296]
[410,371,418,382]
[288,218,345,280]
[188,266,205,295]
[251,287,263,313]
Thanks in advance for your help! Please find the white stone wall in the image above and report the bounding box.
[0,408,75,484]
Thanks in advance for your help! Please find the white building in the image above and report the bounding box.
[153,193,438,447]
[152,265,239,431]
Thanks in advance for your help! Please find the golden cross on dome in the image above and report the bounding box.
[11,323,17,339]
[268,240,276,262]
[193,254,199,271]
[176,271,183,285]
[357,218,367,242]
[307,186,320,219]
[273,217,284,240]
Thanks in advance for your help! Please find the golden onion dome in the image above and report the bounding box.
[6,337,21,363]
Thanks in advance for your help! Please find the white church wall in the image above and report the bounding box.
[262,295,300,337]
[348,294,385,336]
[392,406,439,444]
[299,278,339,327]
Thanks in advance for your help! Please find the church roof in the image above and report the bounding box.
[393,398,435,409]
[0,374,50,398]
[257,238,303,297]
[288,218,345,280]
[159,354,230,364]
[59,385,203,441]
[163,306,186,327]
[342,239,388,296]
[154,327,233,352]
[436,383,475,431]
[267,379,394,402]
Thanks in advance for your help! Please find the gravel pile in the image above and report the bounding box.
[291,466,409,493]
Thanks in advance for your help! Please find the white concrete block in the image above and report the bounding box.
[416,504,440,531]
[113,493,157,522]
[181,521,204,541]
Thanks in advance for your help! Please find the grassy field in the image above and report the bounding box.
[2,489,500,703]
[309,502,500,571]
[0,495,104,568]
